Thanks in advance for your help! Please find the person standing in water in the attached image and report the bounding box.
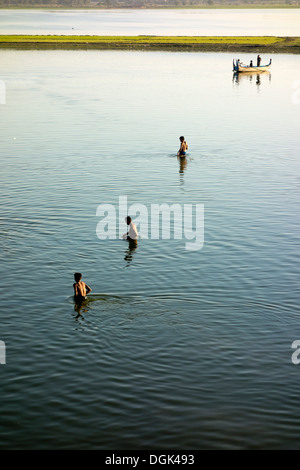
[73,272,92,301]
[177,136,188,156]
[123,216,138,241]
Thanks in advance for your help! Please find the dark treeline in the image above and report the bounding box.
[1,0,299,7]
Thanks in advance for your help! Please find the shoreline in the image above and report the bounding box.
[0,5,300,9]
[0,35,299,53]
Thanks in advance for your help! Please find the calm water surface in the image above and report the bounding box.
[0,8,300,36]
[0,50,300,449]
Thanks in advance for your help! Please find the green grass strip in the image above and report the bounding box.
[0,35,282,44]
[0,35,299,50]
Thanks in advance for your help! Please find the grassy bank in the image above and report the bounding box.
[0,35,299,52]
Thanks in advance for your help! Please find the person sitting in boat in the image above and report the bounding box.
[257,55,261,66]
[177,136,188,156]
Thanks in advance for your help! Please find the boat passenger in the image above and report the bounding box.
[257,55,261,66]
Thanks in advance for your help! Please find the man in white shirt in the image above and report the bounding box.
[123,216,138,241]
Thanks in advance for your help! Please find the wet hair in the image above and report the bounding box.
[126,216,131,224]
[179,136,185,142]
[74,272,82,282]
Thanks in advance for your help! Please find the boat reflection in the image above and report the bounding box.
[233,71,271,86]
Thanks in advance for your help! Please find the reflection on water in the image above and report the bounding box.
[178,155,188,187]
[233,71,271,87]
[178,155,188,174]
[124,238,138,267]
[74,296,90,318]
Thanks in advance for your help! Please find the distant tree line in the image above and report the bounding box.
[0,0,299,7]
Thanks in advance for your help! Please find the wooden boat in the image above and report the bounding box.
[233,59,272,73]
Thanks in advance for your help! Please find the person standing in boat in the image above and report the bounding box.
[177,136,188,156]
[250,60,253,67]
[257,55,261,66]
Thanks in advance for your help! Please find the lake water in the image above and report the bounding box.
[0,49,300,450]
[0,8,300,36]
